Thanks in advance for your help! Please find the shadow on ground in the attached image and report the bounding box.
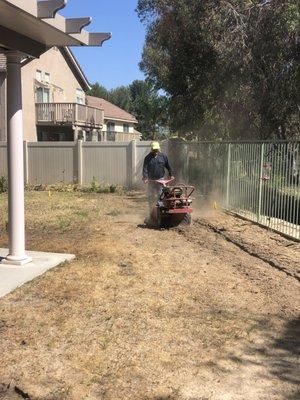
[202,315,300,400]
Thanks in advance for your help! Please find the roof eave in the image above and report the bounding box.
[60,47,90,91]
[105,116,138,124]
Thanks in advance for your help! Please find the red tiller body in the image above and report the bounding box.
[167,207,193,214]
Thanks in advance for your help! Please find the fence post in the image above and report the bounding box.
[23,140,29,185]
[77,139,83,185]
[226,143,231,208]
[130,140,137,188]
[258,143,265,222]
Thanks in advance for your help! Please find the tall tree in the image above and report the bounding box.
[109,86,132,112]
[246,1,299,139]
[137,0,299,139]
[137,1,220,137]
[129,80,169,139]
[87,83,109,100]
[87,80,170,139]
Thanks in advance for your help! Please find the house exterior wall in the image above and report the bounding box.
[21,47,86,141]
[0,72,6,141]
[103,120,135,134]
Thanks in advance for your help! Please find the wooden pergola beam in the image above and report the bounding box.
[0,25,47,58]
[65,17,92,34]
[37,0,67,19]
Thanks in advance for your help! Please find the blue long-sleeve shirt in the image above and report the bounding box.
[143,152,174,180]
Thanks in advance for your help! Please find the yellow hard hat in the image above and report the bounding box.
[151,141,160,150]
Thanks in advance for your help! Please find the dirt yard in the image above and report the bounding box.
[0,190,299,400]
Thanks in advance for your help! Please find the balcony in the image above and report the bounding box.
[36,103,104,128]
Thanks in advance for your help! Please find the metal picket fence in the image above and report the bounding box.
[167,140,300,240]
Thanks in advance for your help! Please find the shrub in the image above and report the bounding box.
[26,179,124,195]
[0,176,8,194]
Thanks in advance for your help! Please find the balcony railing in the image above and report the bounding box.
[36,103,104,127]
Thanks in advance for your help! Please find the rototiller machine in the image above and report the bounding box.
[147,178,195,228]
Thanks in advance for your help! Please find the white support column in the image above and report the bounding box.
[2,52,32,266]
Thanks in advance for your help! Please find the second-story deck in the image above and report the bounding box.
[36,103,104,128]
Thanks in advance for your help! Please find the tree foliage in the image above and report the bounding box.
[129,80,170,139]
[137,0,299,139]
[87,83,109,100]
[88,80,170,139]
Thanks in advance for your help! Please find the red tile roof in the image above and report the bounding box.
[86,95,138,123]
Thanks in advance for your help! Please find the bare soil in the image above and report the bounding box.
[0,191,299,400]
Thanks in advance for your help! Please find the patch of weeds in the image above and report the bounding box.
[27,183,77,193]
[0,176,8,194]
[26,179,124,195]
[75,210,89,220]
[82,178,124,194]
[58,217,71,230]
[88,178,110,193]
[90,177,100,192]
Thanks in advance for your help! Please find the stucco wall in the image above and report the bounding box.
[0,72,6,141]
[22,47,86,141]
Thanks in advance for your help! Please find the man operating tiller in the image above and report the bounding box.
[142,142,175,222]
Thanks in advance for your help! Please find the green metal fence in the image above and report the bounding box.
[168,140,300,240]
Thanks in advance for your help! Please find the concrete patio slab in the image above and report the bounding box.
[0,249,75,298]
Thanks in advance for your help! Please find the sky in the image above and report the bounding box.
[60,0,146,90]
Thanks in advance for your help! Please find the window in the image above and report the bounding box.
[44,72,50,84]
[36,70,51,84]
[107,122,115,132]
[76,88,85,104]
[36,87,50,103]
[36,70,42,81]
[123,124,129,133]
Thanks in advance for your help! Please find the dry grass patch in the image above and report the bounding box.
[0,191,299,400]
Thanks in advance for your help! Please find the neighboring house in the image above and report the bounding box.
[0,47,104,141]
[0,47,141,143]
[86,95,141,141]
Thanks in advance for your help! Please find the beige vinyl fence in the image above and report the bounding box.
[1,139,299,240]
[0,141,151,187]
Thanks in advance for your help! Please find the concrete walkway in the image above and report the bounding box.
[0,249,75,298]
